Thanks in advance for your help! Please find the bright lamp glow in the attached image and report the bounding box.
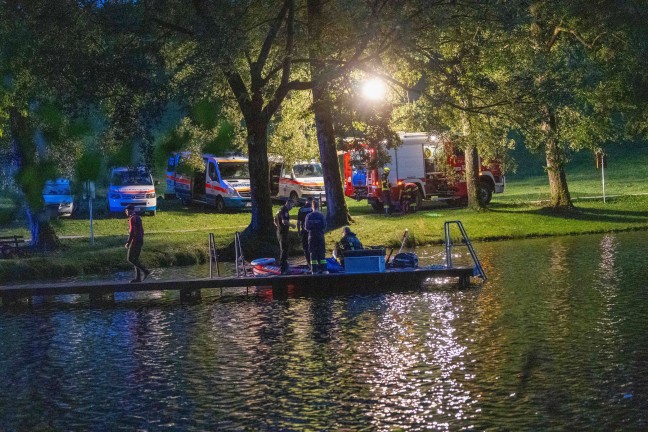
[362,78,386,101]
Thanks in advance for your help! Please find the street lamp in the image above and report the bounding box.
[362,78,386,101]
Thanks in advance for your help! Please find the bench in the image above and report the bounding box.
[0,235,26,259]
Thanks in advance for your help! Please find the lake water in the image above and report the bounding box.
[1,231,648,430]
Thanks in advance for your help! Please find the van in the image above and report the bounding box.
[107,167,158,215]
[173,154,251,211]
[43,178,76,217]
[270,160,326,204]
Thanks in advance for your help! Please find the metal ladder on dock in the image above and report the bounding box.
[444,221,487,281]
[233,232,252,277]
[208,232,251,278]
[208,233,220,279]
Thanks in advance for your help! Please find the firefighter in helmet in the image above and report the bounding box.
[381,167,392,216]
[400,182,419,214]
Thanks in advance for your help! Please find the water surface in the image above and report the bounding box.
[2,231,648,430]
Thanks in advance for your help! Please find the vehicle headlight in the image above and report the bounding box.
[110,193,120,199]
[146,192,156,198]
[227,186,238,196]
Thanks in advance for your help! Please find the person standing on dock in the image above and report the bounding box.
[381,167,392,216]
[297,196,313,271]
[305,200,327,274]
[124,205,150,283]
[274,199,295,274]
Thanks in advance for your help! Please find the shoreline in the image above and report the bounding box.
[3,223,648,285]
[2,195,648,283]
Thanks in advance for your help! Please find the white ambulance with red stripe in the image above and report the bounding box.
[269,160,326,204]
[107,167,158,216]
[172,154,251,211]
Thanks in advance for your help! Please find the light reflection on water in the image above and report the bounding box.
[2,231,648,430]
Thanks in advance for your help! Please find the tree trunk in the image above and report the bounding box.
[460,106,483,210]
[464,145,481,209]
[240,117,279,257]
[312,86,351,229]
[26,208,61,251]
[307,0,350,230]
[10,108,61,250]
[542,106,573,208]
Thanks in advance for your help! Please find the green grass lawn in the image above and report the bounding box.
[501,141,648,202]
[2,141,648,282]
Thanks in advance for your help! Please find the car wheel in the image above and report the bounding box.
[370,201,384,213]
[215,196,226,212]
[478,181,493,205]
[289,191,299,206]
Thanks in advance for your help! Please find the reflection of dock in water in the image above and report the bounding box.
[0,266,477,305]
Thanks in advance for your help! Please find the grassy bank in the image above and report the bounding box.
[2,142,648,283]
[2,192,648,283]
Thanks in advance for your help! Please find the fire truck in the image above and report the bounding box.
[343,132,505,212]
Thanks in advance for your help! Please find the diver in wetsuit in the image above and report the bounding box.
[297,196,313,270]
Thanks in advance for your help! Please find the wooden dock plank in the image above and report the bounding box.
[0,267,476,301]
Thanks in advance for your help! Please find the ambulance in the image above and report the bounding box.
[269,159,326,204]
[107,167,158,216]
[165,152,187,198]
[172,154,251,211]
[43,178,76,217]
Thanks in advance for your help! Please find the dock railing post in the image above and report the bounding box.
[444,222,453,268]
[209,233,213,279]
[208,233,220,279]
[215,244,220,277]
[234,232,240,278]
[443,221,487,281]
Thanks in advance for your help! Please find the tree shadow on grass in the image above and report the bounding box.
[490,202,648,224]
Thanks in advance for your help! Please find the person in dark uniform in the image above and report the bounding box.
[124,204,150,283]
[335,226,363,266]
[305,200,327,274]
[297,196,314,270]
[400,182,419,213]
[274,199,295,274]
[381,167,392,216]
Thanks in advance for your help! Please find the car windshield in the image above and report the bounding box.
[43,182,71,195]
[111,171,153,186]
[293,163,322,177]
[218,162,249,180]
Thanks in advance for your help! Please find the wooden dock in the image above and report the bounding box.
[0,266,477,305]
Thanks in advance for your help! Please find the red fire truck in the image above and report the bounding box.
[342,132,505,212]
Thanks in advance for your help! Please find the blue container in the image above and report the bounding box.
[343,249,386,273]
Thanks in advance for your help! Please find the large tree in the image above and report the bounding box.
[385,0,516,209]
[1,0,169,247]
[147,0,407,250]
[502,0,647,208]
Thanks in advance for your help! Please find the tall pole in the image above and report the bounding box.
[87,181,95,244]
[601,155,606,204]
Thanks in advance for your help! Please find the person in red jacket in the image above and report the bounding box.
[125,205,150,283]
